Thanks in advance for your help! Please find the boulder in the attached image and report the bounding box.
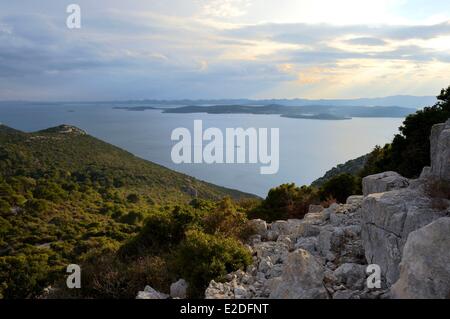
[205,281,233,299]
[136,285,169,299]
[294,236,318,254]
[308,204,324,214]
[333,263,366,290]
[318,228,335,261]
[293,223,322,238]
[234,285,249,299]
[346,195,364,206]
[254,241,289,265]
[361,188,447,285]
[270,220,289,235]
[391,217,450,299]
[258,257,274,274]
[362,171,409,196]
[269,249,328,299]
[170,279,188,299]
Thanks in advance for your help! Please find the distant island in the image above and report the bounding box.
[114,103,416,120]
[281,113,351,120]
[112,106,160,111]
[156,104,416,120]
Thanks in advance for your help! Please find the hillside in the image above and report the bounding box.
[0,124,252,202]
[311,154,369,187]
[0,124,254,298]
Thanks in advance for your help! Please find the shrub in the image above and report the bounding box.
[25,198,50,214]
[249,183,320,221]
[319,173,361,203]
[202,197,248,238]
[119,211,181,257]
[119,211,144,225]
[126,193,140,203]
[174,229,252,298]
[0,253,56,299]
[0,199,11,214]
[33,180,67,203]
[72,254,171,299]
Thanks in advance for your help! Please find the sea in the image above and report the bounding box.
[0,102,404,197]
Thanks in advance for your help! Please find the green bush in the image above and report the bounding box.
[174,229,252,298]
[25,198,50,214]
[67,254,171,299]
[202,197,248,238]
[0,199,11,214]
[33,180,67,203]
[119,211,144,225]
[119,212,179,257]
[249,183,320,221]
[126,193,140,204]
[0,253,56,299]
[361,86,450,178]
[319,173,361,203]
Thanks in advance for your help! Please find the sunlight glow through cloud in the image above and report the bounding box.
[0,0,449,100]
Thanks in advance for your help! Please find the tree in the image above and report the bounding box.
[319,173,361,203]
[249,183,320,221]
[361,85,450,178]
[174,229,251,297]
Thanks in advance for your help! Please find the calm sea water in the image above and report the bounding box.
[0,102,404,197]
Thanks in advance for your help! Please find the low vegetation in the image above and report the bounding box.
[360,86,450,178]
[0,126,253,299]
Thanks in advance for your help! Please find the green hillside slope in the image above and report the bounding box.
[0,124,254,298]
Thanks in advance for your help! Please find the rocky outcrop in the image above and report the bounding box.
[361,189,447,285]
[204,119,450,299]
[41,124,87,135]
[391,217,450,299]
[361,120,450,288]
[136,279,189,299]
[205,198,381,299]
[170,279,188,299]
[362,171,409,196]
[136,285,169,299]
[269,249,328,299]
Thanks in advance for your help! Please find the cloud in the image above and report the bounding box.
[345,37,387,46]
[200,0,251,18]
[0,1,449,100]
[225,21,450,44]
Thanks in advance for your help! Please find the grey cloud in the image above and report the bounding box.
[345,37,387,46]
[273,44,450,66]
[0,3,449,100]
[225,21,450,44]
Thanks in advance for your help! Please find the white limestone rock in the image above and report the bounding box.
[391,217,450,299]
[362,171,409,196]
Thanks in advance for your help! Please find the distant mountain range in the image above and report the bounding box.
[0,95,437,109]
[109,95,436,109]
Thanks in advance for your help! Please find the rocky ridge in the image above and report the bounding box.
[204,119,450,299]
[205,196,381,299]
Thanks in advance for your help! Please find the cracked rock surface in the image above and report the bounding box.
[205,119,450,299]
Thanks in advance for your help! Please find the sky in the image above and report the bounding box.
[0,0,449,101]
